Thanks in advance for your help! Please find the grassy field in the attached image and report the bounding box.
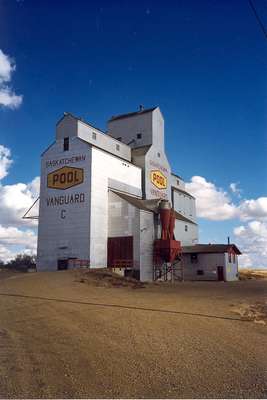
[0,269,266,399]
[238,268,267,280]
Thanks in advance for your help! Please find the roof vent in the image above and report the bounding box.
[139,104,144,111]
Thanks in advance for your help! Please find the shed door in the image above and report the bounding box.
[217,266,224,281]
[107,236,133,268]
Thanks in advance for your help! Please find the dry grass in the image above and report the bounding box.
[239,269,267,280]
[74,267,147,289]
[233,269,267,325]
[231,301,267,325]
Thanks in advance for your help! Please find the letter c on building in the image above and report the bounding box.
[61,209,66,219]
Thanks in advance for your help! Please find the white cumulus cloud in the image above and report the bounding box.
[0,87,23,109]
[229,182,242,198]
[0,49,23,109]
[0,145,13,179]
[0,244,17,262]
[0,176,39,261]
[186,176,237,220]
[0,145,38,262]
[186,176,267,268]
[239,197,267,221]
[0,225,37,248]
[186,176,267,222]
[0,178,40,227]
[234,221,267,268]
[0,50,15,83]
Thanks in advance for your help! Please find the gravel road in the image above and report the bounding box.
[0,270,266,398]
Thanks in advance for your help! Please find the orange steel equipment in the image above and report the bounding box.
[169,208,176,240]
[153,201,182,265]
[159,200,171,240]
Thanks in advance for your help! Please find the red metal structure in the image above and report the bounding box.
[153,201,184,281]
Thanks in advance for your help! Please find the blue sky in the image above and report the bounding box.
[0,0,267,266]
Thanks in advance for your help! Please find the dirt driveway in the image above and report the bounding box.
[0,270,266,398]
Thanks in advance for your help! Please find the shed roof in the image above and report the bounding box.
[182,244,242,255]
[108,107,157,122]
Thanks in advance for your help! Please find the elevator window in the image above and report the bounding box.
[63,137,69,151]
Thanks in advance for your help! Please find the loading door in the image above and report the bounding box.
[107,236,133,268]
[57,259,68,270]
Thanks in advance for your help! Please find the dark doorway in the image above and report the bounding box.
[57,259,68,270]
[217,266,224,281]
[107,236,133,268]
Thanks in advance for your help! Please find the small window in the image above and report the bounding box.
[233,253,236,263]
[116,144,120,151]
[63,137,69,151]
[157,152,161,157]
[92,132,96,140]
[177,179,179,186]
[228,252,232,263]
[197,270,204,275]
[137,133,142,139]
[191,253,198,264]
[185,225,188,232]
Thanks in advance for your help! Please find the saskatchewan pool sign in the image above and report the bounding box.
[150,170,167,190]
[47,166,84,190]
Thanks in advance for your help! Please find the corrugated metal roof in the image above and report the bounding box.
[132,145,151,156]
[56,112,105,133]
[110,190,197,225]
[110,190,160,212]
[172,186,195,199]
[174,211,197,225]
[108,107,157,122]
[182,244,242,255]
[171,172,184,181]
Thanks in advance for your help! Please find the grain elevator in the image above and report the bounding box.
[36,106,240,281]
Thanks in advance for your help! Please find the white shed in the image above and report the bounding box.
[182,244,242,281]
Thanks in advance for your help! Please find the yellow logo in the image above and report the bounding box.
[47,166,84,190]
[150,170,167,189]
